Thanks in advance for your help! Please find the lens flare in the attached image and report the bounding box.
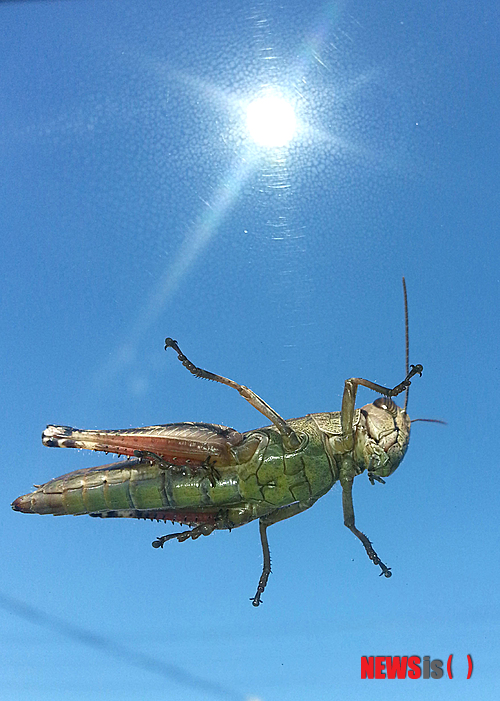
[246,96,297,147]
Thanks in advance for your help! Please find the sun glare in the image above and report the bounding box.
[246,96,297,147]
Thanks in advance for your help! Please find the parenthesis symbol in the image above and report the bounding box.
[467,654,473,679]
[447,654,453,679]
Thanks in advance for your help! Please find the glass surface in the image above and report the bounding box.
[2,1,498,699]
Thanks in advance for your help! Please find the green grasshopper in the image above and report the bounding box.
[12,280,422,606]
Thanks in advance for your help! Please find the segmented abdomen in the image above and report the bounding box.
[12,459,243,518]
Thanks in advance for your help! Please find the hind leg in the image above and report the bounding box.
[152,522,216,548]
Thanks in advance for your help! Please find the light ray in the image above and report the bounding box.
[94,155,258,384]
[95,5,374,387]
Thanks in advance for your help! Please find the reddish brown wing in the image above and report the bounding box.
[42,422,244,468]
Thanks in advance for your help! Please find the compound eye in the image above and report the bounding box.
[374,396,397,414]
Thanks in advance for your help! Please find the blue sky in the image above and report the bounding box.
[1,1,499,699]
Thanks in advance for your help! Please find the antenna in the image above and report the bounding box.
[402,277,410,412]
[401,279,445,424]
[412,418,447,424]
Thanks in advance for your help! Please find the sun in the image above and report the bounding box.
[246,95,297,148]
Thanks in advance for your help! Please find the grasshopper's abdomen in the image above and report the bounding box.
[12,459,243,518]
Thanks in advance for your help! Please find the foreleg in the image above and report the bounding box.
[337,364,423,451]
[340,474,391,577]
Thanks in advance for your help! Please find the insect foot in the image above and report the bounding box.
[152,523,216,548]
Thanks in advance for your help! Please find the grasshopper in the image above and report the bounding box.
[12,280,422,606]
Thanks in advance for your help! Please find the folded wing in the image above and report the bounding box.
[42,422,244,467]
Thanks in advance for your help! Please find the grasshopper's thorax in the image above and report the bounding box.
[354,397,411,480]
